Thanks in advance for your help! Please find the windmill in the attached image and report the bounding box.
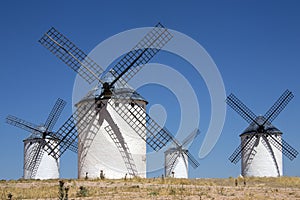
[165,129,200,178]
[6,98,66,179]
[226,90,298,177]
[39,23,200,178]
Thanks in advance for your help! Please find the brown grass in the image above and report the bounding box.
[0,177,300,199]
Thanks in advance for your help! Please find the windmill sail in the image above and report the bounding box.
[226,90,298,177]
[165,129,200,178]
[39,23,173,160]
[6,98,65,179]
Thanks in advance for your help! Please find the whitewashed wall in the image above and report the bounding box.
[78,98,147,179]
[165,148,188,178]
[241,133,283,177]
[23,138,59,179]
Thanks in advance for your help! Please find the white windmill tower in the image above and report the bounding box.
[39,23,177,179]
[6,98,66,179]
[226,90,298,177]
[75,78,148,179]
[165,129,200,178]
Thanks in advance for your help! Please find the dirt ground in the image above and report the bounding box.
[1,177,300,199]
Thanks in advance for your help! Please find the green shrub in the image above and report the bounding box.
[77,186,89,197]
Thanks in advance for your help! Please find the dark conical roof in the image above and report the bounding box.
[78,72,147,103]
[240,116,282,136]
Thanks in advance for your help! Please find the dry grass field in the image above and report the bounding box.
[1,176,300,199]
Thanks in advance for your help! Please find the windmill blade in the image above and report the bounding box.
[184,150,200,168]
[46,98,100,158]
[229,134,257,164]
[166,152,180,176]
[266,132,298,160]
[181,128,200,148]
[6,115,42,135]
[48,132,78,154]
[78,110,100,173]
[109,22,173,87]
[24,140,42,171]
[104,125,138,176]
[262,89,294,126]
[181,151,189,173]
[27,138,59,179]
[30,141,47,179]
[24,139,45,178]
[39,27,104,84]
[226,93,259,126]
[261,135,281,176]
[171,129,200,169]
[44,98,66,132]
[109,92,198,169]
[108,97,172,151]
[243,139,258,167]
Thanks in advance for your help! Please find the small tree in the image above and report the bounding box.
[58,180,65,200]
[235,179,238,187]
[7,193,12,200]
[77,186,88,197]
[58,180,68,200]
[65,187,69,200]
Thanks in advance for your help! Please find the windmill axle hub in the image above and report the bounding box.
[257,125,265,133]
[102,82,113,99]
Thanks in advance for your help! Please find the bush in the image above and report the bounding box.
[77,186,89,197]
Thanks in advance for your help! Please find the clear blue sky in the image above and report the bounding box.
[0,0,299,180]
